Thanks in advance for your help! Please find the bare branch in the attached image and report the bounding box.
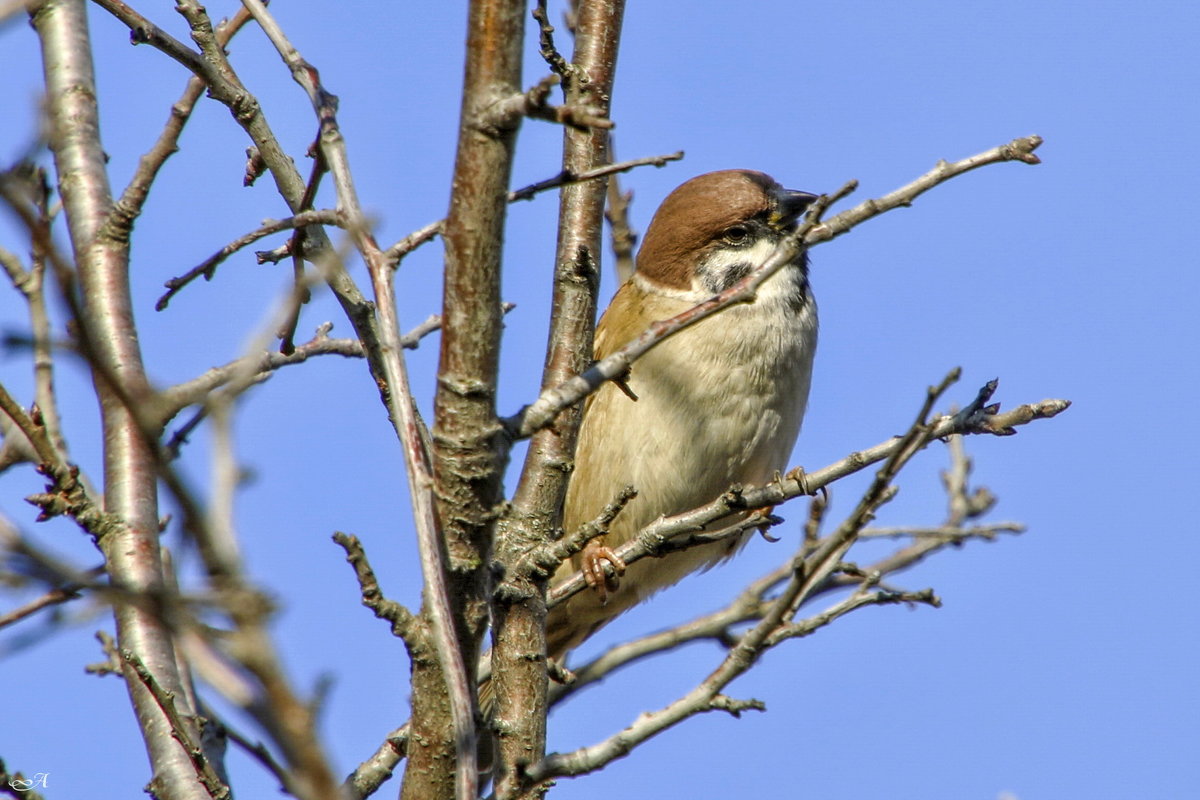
[157,302,477,429]
[94,0,374,326]
[508,151,682,203]
[530,374,961,780]
[156,209,342,311]
[549,414,1034,712]
[547,563,786,705]
[0,566,102,631]
[84,629,123,677]
[547,378,1068,609]
[90,0,208,75]
[603,140,639,285]
[123,650,232,800]
[344,726,409,800]
[806,136,1042,245]
[858,522,1024,539]
[1,166,75,474]
[0,245,27,285]
[383,219,445,264]
[383,151,680,266]
[532,0,574,83]
[216,712,297,796]
[332,532,418,646]
[29,6,211,793]
[490,74,614,133]
[0,382,62,472]
[826,432,1013,586]
[227,2,486,797]
[106,6,255,243]
[490,3,627,794]
[508,136,1044,439]
[400,0,533,795]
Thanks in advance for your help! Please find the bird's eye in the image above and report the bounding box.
[722,225,750,245]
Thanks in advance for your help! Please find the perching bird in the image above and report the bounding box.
[545,169,819,661]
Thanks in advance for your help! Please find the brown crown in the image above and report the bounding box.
[635,170,782,290]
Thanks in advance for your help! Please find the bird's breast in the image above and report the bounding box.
[565,268,817,562]
[551,269,817,656]
[632,274,817,507]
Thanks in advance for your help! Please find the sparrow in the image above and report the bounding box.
[546,169,819,661]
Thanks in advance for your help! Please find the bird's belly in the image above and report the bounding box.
[548,300,816,657]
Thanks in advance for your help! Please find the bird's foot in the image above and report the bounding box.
[783,466,810,495]
[581,541,626,604]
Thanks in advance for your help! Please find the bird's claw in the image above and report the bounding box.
[581,542,626,604]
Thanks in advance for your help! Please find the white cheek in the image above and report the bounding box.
[692,237,786,294]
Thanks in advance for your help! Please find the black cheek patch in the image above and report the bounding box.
[699,261,753,293]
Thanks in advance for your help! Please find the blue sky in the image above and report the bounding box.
[2,2,1197,798]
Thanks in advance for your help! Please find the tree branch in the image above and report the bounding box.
[332,532,418,647]
[508,151,681,203]
[603,138,639,285]
[546,404,1038,715]
[547,377,1068,609]
[490,3,626,796]
[155,209,342,311]
[403,1,531,797]
[105,6,255,245]
[529,373,961,780]
[226,2,486,797]
[383,151,680,268]
[507,136,1044,439]
[94,0,390,374]
[32,4,211,795]
[123,650,232,800]
[0,566,102,631]
[343,726,409,800]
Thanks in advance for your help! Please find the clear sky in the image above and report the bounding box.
[2,2,1197,799]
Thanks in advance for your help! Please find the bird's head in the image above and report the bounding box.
[635,170,817,294]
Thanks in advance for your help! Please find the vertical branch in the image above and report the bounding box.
[604,154,637,285]
[30,2,208,798]
[412,1,526,798]
[491,1,625,797]
[14,168,72,462]
[231,2,471,797]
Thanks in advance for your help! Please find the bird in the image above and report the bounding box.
[545,169,819,661]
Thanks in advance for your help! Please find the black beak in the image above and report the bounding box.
[775,188,819,226]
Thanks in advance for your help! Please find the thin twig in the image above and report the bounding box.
[332,532,417,645]
[604,140,638,285]
[509,136,1044,439]
[123,649,232,800]
[90,0,208,75]
[508,151,682,202]
[156,209,341,311]
[0,565,103,630]
[532,0,574,83]
[529,374,960,780]
[858,523,1024,539]
[383,151,681,265]
[157,306,478,426]
[107,7,255,243]
[549,423,1028,710]
[492,74,614,132]
[220,719,296,796]
[239,3,479,796]
[546,378,1068,608]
